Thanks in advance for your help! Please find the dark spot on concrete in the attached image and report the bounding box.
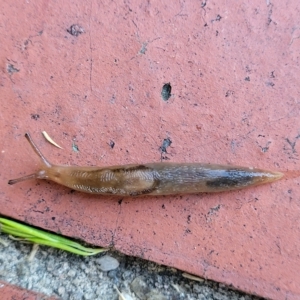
[52,217,56,220]
[284,134,300,154]
[118,199,123,205]
[267,5,273,25]
[187,215,191,224]
[110,94,116,104]
[109,140,115,149]
[72,142,79,152]
[139,42,148,54]
[216,15,222,21]
[266,81,275,87]
[67,24,85,37]
[31,114,40,120]
[160,138,172,161]
[257,141,271,153]
[161,156,170,161]
[162,204,165,209]
[7,64,19,75]
[160,138,172,154]
[209,205,220,214]
[245,76,250,81]
[225,90,234,97]
[161,83,172,101]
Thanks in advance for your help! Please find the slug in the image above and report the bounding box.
[8,133,283,196]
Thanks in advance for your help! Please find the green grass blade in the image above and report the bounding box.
[0,217,107,256]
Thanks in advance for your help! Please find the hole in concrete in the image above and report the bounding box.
[31,114,40,120]
[215,14,222,21]
[7,64,19,75]
[160,138,172,153]
[109,140,115,149]
[67,24,85,37]
[161,83,172,101]
[159,138,172,160]
[72,142,79,152]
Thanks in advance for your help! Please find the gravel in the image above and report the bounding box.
[0,233,262,300]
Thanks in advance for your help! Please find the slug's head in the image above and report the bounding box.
[8,133,53,185]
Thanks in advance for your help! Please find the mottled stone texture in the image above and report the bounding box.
[1,1,299,299]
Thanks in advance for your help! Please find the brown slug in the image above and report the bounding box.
[8,133,283,196]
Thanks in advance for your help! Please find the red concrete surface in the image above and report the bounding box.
[0,280,56,300]
[1,1,299,299]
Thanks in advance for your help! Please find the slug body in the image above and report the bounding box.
[8,133,283,196]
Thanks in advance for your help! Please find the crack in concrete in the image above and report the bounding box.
[266,3,274,26]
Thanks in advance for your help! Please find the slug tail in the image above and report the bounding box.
[269,171,284,182]
[254,170,284,186]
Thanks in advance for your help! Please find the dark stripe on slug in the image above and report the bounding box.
[112,165,151,173]
[206,171,253,189]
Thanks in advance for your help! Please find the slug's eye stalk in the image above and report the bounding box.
[24,133,51,167]
[8,173,38,185]
[8,133,52,185]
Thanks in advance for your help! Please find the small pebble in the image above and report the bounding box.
[58,286,65,296]
[67,269,76,277]
[146,289,168,300]
[130,276,150,300]
[97,255,120,272]
[119,292,134,300]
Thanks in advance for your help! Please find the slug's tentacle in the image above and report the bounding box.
[25,133,52,167]
[8,133,52,185]
[8,173,37,185]
[7,133,284,196]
